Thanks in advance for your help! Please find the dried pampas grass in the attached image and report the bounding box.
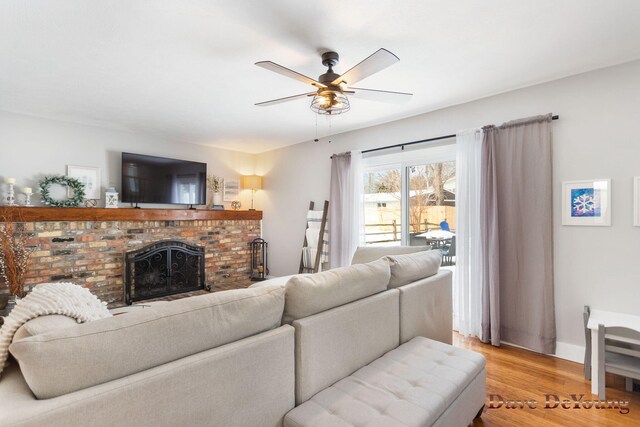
[0,210,33,298]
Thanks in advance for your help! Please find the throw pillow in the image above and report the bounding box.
[283,258,390,324]
[383,250,442,288]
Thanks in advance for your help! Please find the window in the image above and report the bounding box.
[361,144,456,264]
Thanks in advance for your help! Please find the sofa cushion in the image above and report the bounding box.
[283,259,390,324]
[9,285,285,399]
[292,290,400,405]
[350,245,430,265]
[399,270,453,345]
[384,249,442,288]
[12,315,79,342]
[284,336,486,427]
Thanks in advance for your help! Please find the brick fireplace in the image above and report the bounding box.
[1,208,262,308]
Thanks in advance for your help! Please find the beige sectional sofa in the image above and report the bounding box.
[0,247,484,427]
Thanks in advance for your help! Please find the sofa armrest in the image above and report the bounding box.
[398,269,452,344]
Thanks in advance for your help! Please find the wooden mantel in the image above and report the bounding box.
[0,207,262,222]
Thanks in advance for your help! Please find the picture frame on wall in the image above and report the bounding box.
[66,165,101,200]
[562,179,611,226]
[634,177,640,226]
[223,178,240,202]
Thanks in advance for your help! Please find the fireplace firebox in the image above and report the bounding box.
[124,240,206,305]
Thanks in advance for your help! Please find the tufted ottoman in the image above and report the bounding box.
[284,337,486,427]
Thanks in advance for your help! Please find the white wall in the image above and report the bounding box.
[0,112,256,209]
[258,59,640,361]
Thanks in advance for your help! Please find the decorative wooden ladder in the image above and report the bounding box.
[298,200,329,274]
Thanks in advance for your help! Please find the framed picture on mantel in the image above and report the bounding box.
[67,165,101,200]
[562,179,611,226]
[224,179,240,202]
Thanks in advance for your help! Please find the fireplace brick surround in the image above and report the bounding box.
[1,208,262,308]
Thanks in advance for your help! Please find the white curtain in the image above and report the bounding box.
[329,150,364,268]
[350,151,365,255]
[454,128,484,337]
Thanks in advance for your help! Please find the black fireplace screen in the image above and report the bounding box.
[124,240,206,305]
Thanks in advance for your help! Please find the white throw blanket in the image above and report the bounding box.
[303,210,329,269]
[0,282,111,377]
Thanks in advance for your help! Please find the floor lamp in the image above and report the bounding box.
[241,175,263,210]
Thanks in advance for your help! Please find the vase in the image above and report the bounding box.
[213,192,222,206]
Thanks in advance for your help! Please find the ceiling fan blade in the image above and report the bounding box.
[348,87,413,104]
[255,92,316,107]
[255,61,327,88]
[331,48,400,86]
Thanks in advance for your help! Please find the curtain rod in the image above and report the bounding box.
[361,115,559,155]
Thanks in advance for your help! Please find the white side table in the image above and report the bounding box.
[587,309,640,395]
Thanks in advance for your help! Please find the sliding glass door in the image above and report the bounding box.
[362,145,456,264]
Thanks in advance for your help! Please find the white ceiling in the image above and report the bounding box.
[1,1,639,153]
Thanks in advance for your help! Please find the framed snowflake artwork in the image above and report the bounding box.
[562,179,611,226]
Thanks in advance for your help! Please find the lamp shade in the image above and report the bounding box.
[241,175,263,190]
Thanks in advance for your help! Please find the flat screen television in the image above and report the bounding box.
[121,152,207,206]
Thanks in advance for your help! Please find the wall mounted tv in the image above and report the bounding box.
[121,152,207,206]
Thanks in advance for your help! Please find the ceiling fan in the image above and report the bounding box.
[255,48,412,115]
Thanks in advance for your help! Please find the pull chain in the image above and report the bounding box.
[314,114,319,142]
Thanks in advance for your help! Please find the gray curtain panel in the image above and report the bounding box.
[480,126,501,347]
[481,114,556,354]
[329,152,351,269]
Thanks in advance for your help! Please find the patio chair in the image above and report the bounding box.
[440,236,456,266]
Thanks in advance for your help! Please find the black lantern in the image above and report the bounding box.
[249,238,269,281]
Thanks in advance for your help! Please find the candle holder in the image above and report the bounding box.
[6,183,16,206]
[23,191,33,207]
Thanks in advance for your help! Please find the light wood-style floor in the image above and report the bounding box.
[452,334,640,426]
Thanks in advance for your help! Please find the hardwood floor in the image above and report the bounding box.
[452,334,640,426]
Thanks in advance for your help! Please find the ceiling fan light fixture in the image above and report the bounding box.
[310,90,350,115]
[256,48,411,113]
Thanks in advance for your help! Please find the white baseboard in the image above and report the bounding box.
[553,341,585,364]
[501,340,584,364]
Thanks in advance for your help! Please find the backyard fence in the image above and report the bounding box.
[364,220,443,244]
